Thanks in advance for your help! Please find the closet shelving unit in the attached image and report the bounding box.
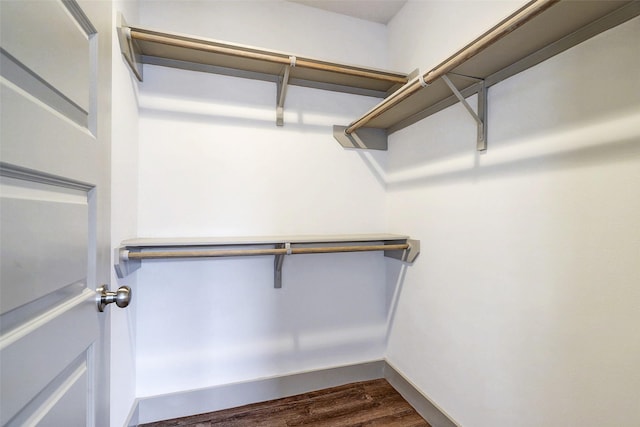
[335,0,640,151]
[114,1,636,285]
[117,16,408,126]
[119,1,639,150]
[114,234,420,288]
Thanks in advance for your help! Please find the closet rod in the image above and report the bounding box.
[344,0,559,135]
[127,243,410,260]
[129,29,407,85]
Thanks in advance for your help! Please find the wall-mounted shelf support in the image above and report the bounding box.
[274,243,286,288]
[441,74,487,151]
[276,62,292,126]
[476,79,488,152]
[114,234,420,288]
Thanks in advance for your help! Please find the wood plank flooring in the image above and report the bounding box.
[140,379,430,427]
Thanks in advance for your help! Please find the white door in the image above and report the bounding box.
[1,0,114,425]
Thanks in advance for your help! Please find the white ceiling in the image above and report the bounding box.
[287,0,407,24]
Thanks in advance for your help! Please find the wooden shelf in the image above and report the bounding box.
[334,0,640,151]
[117,17,408,126]
[115,234,420,288]
[117,1,638,150]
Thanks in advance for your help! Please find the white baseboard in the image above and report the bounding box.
[124,399,139,427]
[134,361,385,425]
[383,361,459,427]
[127,360,458,426]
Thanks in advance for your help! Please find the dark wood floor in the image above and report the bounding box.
[140,379,430,427]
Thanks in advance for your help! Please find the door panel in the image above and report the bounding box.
[19,363,89,427]
[0,0,112,425]
[0,0,92,112]
[0,176,89,315]
[0,82,96,172]
[0,300,96,425]
[0,49,89,128]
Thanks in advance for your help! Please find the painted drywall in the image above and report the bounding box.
[137,0,390,69]
[111,1,140,425]
[134,1,394,398]
[388,0,527,73]
[385,2,640,426]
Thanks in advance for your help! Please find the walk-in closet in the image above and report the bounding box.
[1,1,638,426]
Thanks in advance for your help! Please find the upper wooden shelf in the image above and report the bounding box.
[117,17,408,125]
[334,0,640,151]
[117,19,408,98]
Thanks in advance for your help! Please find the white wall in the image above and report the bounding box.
[389,0,526,73]
[138,0,390,69]
[385,2,640,426]
[111,1,140,425]
[134,1,393,398]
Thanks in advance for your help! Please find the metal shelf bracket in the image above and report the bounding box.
[441,74,487,152]
[276,64,291,126]
[274,243,286,288]
[276,56,298,126]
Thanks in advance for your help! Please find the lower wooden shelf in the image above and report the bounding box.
[114,234,420,288]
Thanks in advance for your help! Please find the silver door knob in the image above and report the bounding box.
[97,284,131,312]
